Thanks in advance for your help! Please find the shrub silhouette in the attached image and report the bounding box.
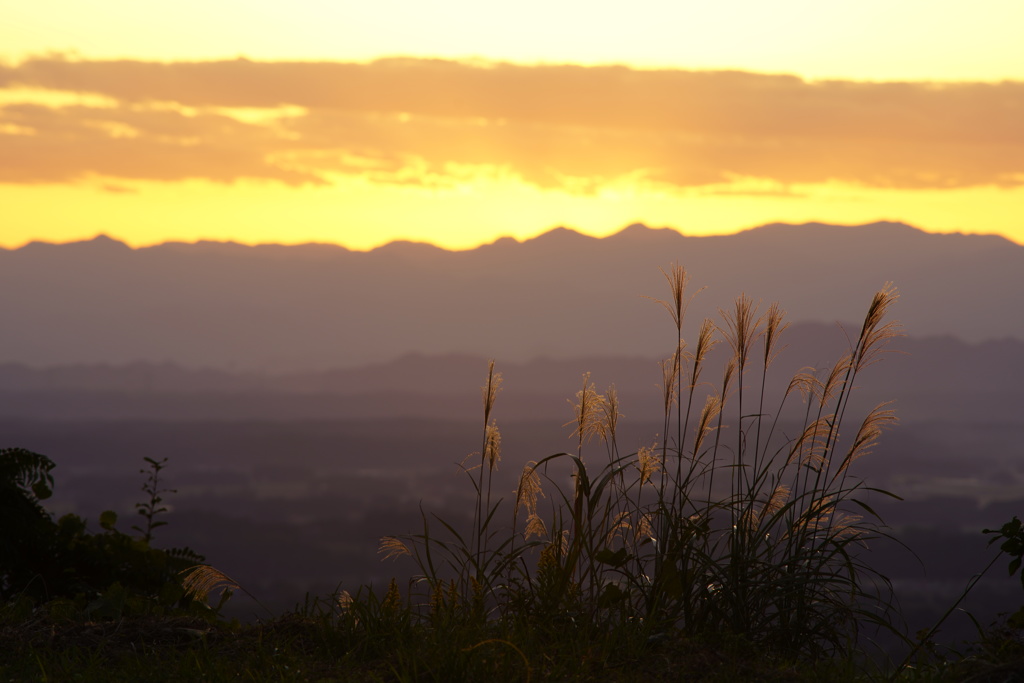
[0,448,203,612]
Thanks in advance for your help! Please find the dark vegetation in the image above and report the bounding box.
[3,267,1023,682]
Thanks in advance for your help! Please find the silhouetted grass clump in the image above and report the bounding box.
[373,266,904,666]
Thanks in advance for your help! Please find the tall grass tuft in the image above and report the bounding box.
[381,265,904,662]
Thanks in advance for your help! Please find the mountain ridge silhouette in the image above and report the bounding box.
[1,221,1019,371]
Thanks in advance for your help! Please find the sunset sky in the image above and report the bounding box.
[2,0,1023,250]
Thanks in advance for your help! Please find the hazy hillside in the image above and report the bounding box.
[1,323,1021,422]
[1,222,1020,371]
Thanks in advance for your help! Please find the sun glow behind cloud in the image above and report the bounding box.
[2,1,1023,249]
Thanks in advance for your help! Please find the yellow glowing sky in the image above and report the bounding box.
[2,0,1023,250]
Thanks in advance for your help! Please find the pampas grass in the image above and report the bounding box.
[381,265,905,664]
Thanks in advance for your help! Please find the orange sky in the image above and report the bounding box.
[2,1,1023,249]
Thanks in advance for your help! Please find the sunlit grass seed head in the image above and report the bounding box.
[598,384,622,444]
[636,443,659,485]
[762,302,790,369]
[659,348,682,414]
[692,394,722,457]
[524,513,547,541]
[481,359,503,425]
[718,293,762,371]
[514,461,544,519]
[760,483,791,524]
[787,416,834,468]
[378,536,412,561]
[180,564,240,605]
[837,401,898,475]
[647,264,693,332]
[484,421,501,471]
[565,372,609,447]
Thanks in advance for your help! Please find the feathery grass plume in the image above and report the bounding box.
[597,385,622,446]
[852,283,902,372]
[804,493,839,531]
[788,371,825,404]
[718,293,762,373]
[828,512,866,539]
[658,346,682,417]
[761,302,789,370]
[378,536,412,561]
[647,264,694,332]
[760,483,791,524]
[180,564,241,604]
[557,529,571,558]
[690,318,718,389]
[691,394,722,457]
[719,357,738,402]
[606,510,632,545]
[382,578,402,614]
[481,359,503,423]
[524,513,547,541]
[787,415,834,468]
[836,401,898,476]
[428,581,444,617]
[634,513,655,546]
[636,444,658,486]
[484,421,501,471]
[565,372,608,451]
[818,356,853,409]
[514,461,543,519]
[481,359,503,425]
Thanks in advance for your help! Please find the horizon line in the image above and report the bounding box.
[5,219,1018,253]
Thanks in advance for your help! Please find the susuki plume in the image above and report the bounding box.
[636,444,658,485]
[787,415,834,468]
[719,294,761,371]
[566,372,609,446]
[482,359,503,425]
[180,565,241,604]
[853,284,902,372]
[484,421,501,471]
[598,385,622,445]
[379,536,412,561]
[837,402,898,475]
[690,318,718,389]
[762,303,789,370]
[514,461,544,518]
[692,394,722,457]
[659,346,682,414]
[524,513,547,540]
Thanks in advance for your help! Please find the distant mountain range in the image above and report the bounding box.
[1,222,1020,372]
[0,322,1020,423]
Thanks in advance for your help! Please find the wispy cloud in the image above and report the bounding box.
[2,56,1022,190]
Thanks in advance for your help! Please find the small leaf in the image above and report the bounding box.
[31,480,53,500]
[1009,557,1021,577]
[99,510,118,531]
[594,548,630,567]
[597,583,626,608]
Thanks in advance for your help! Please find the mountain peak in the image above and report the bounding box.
[14,233,131,254]
[370,239,448,257]
[528,226,592,244]
[608,223,682,242]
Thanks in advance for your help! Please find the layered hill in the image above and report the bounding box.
[1,222,1019,372]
